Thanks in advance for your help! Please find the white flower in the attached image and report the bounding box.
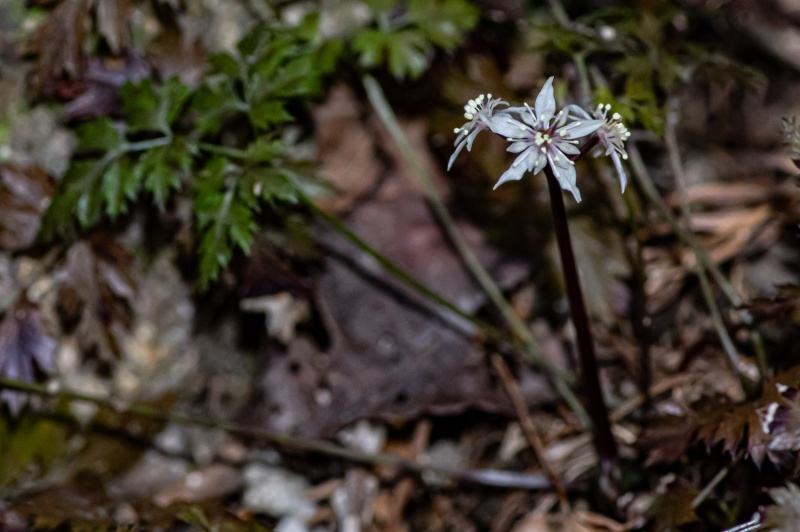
[448,93,507,171]
[487,77,604,202]
[570,103,631,192]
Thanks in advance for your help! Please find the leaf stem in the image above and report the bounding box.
[544,166,618,465]
[124,136,172,152]
[195,141,248,159]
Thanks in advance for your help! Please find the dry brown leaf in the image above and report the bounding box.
[645,477,699,530]
[153,464,242,507]
[0,296,57,414]
[247,178,536,437]
[95,0,132,55]
[765,483,800,531]
[684,205,775,267]
[0,163,56,251]
[313,84,382,213]
[55,234,136,361]
[693,365,800,467]
[33,0,92,98]
[679,182,776,207]
[513,510,627,532]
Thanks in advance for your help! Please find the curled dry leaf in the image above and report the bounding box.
[33,0,92,98]
[0,163,56,251]
[94,0,132,55]
[0,297,57,415]
[55,234,136,361]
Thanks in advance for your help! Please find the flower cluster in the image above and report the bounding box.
[448,77,630,202]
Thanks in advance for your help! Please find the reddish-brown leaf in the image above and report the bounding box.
[694,365,800,467]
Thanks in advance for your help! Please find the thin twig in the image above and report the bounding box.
[0,376,552,491]
[492,354,570,508]
[691,446,745,510]
[303,196,508,343]
[627,134,767,377]
[628,141,765,392]
[546,0,572,29]
[722,517,764,532]
[362,74,589,427]
[543,167,618,466]
[664,96,747,395]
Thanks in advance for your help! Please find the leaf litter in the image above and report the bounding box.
[4,0,800,530]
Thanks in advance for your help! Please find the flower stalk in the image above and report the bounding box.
[448,77,631,467]
[544,165,618,464]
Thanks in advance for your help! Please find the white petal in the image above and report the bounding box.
[562,118,605,138]
[526,149,544,171]
[504,106,528,115]
[493,163,528,189]
[448,137,468,170]
[532,154,547,174]
[511,148,532,169]
[487,115,525,138]
[465,128,482,151]
[563,104,590,119]
[611,152,627,192]
[548,155,581,202]
[521,107,538,127]
[535,77,556,123]
[555,142,580,155]
[507,140,531,153]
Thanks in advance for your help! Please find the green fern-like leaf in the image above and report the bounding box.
[120,77,191,134]
[133,138,193,208]
[194,158,259,287]
[408,0,479,51]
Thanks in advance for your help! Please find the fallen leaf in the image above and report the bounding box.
[247,177,537,437]
[645,477,699,531]
[0,163,56,251]
[154,463,242,507]
[0,296,57,414]
[55,234,136,361]
[312,84,383,213]
[33,0,92,98]
[95,0,132,55]
[765,483,800,531]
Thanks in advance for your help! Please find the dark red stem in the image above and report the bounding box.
[544,166,618,466]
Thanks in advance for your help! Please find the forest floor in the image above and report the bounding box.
[1,0,800,530]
